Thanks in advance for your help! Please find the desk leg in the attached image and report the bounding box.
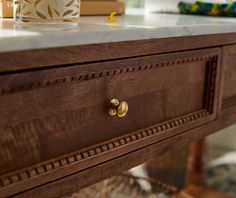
[174,139,234,198]
[185,139,206,187]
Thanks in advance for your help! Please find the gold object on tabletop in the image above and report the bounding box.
[108,99,128,118]
[105,12,117,23]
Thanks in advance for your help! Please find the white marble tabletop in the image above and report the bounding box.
[1,10,236,53]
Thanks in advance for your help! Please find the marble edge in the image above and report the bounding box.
[1,23,236,53]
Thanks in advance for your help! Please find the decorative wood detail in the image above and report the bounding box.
[205,56,218,113]
[0,55,215,96]
[0,52,219,196]
[0,110,209,189]
[222,97,236,109]
[225,52,236,57]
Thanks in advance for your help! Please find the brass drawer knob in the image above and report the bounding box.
[108,99,128,118]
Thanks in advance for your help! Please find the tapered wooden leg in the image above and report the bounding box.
[185,139,206,187]
[174,139,234,198]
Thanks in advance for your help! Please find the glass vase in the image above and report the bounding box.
[14,0,80,24]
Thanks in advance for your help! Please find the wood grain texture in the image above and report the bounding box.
[0,48,220,173]
[185,140,206,187]
[2,30,236,198]
[220,44,236,116]
[222,45,236,99]
[9,110,236,198]
[0,110,209,197]
[0,47,221,197]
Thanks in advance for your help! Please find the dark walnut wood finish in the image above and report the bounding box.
[221,44,236,116]
[0,48,220,174]
[0,33,235,198]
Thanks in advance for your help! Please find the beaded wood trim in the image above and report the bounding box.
[225,52,236,57]
[0,55,215,96]
[0,54,219,196]
[0,110,209,189]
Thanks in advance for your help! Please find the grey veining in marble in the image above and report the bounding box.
[1,10,236,53]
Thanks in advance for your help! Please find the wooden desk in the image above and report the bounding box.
[0,19,236,197]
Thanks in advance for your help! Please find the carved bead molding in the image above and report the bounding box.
[222,97,236,109]
[0,54,218,194]
[0,110,209,189]
[0,55,216,96]
[205,56,218,113]
[225,52,236,57]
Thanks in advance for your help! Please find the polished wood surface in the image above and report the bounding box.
[0,48,220,176]
[185,140,206,187]
[0,33,235,197]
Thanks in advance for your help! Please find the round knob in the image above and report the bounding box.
[108,99,128,118]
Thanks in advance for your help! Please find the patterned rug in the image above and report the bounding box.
[207,152,236,197]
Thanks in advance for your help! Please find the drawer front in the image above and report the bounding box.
[0,48,220,196]
[221,45,236,115]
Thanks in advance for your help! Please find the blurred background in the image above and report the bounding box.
[123,0,144,8]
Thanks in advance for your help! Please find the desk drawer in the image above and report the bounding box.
[0,48,220,195]
[221,45,236,115]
